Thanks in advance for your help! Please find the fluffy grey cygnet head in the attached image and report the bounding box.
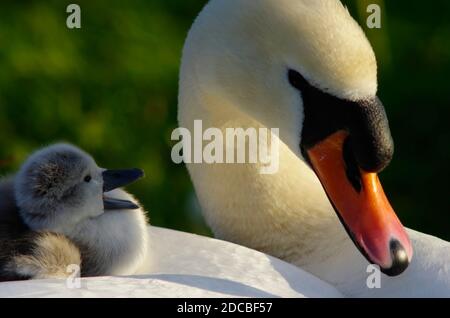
[14,143,144,232]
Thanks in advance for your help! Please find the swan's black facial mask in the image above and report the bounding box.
[287,69,412,276]
[288,69,394,172]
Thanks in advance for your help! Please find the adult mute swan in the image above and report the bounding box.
[178,0,450,296]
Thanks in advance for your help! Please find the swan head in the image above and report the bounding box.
[15,143,144,232]
[180,0,412,275]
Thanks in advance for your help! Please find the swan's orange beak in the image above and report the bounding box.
[307,130,413,276]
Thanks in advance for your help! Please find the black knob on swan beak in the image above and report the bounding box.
[381,240,410,276]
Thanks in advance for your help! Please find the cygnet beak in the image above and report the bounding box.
[102,168,144,210]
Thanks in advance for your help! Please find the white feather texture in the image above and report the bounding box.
[179,0,373,276]
[66,189,149,276]
[0,227,344,298]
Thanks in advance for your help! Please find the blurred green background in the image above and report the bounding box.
[0,1,448,240]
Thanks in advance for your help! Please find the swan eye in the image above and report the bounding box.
[84,175,92,183]
[288,69,309,90]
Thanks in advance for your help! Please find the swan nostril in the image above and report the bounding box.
[343,137,362,193]
[381,239,410,277]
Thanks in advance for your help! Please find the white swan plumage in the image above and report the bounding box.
[178,0,450,297]
[1,227,343,298]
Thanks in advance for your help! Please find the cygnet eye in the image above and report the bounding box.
[84,175,92,183]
